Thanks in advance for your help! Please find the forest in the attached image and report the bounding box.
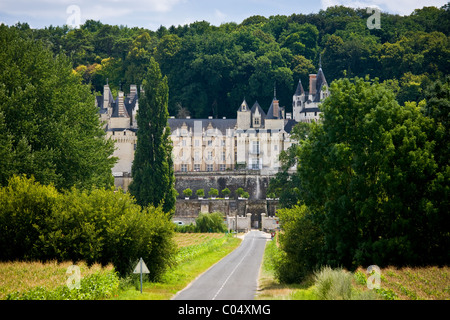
[5,4,449,119]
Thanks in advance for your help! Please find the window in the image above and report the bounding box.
[208,140,212,146]
[219,164,226,171]
[207,151,213,161]
[221,139,226,146]
[254,117,260,126]
[181,164,188,172]
[274,144,278,151]
[207,164,214,172]
[194,151,200,161]
[182,139,186,146]
[221,151,226,161]
[252,141,259,154]
[195,139,200,147]
[251,158,259,170]
[194,164,200,171]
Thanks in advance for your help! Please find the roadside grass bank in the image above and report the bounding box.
[257,235,450,300]
[114,233,242,300]
[1,261,118,300]
[256,235,317,300]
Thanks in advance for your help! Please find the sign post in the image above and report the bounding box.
[133,257,150,293]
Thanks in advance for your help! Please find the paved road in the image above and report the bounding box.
[172,230,269,300]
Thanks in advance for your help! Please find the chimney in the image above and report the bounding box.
[273,99,279,118]
[309,74,317,96]
[103,84,110,109]
[117,91,128,117]
[129,84,137,100]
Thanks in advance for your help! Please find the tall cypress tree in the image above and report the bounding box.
[129,57,177,215]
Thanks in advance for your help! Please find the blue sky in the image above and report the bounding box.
[0,0,447,30]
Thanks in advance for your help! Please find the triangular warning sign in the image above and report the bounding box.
[133,258,150,274]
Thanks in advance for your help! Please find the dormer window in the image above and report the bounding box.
[254,117,260,126]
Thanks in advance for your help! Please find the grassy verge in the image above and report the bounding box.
[255,236,317,300]
[114,233,242,300]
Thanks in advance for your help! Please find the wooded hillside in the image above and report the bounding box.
[6,5,449,118]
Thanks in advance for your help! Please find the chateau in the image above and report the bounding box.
[96,67,328,190]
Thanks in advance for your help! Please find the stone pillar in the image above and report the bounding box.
[246,213,252,230]
[261,213,266,231]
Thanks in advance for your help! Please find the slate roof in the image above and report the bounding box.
[314,68,328,102]
[294,79,305,96]
[250,101,266,126]
[168,118,237,135]
[265,98,284,120]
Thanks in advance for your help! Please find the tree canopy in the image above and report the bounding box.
[4,4,447,119]
[270,77,449,282]
[0,25,116,190]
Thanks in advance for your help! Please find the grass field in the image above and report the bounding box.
[0,261,116,300]
[353,265,450,300]
[173,232,226,248]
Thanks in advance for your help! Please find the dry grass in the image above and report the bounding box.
[173,233,225,248]
[354,265,450,300]
[0,260,114,299]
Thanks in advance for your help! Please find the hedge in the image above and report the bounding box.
[0,175,176,279]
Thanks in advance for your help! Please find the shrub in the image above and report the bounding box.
[175,223,197,233]
[314,267,353,300]
[0,175,59,260]
[208,188,218,198]
[313,266,377,300]
[195,212,227,233]
[183,188,192,197]
[196,189,205,197]
[0,175,176,279]
[275,204,324,283]
[236,187,244,197]
[221,188,231,197]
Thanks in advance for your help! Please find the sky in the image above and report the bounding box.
[0,0,448,30]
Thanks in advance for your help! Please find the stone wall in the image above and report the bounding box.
[174,171,272,200]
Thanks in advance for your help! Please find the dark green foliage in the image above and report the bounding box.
[275,205,324,283]
[195,212,227,233]
[128,57,177,214]
[174,212,227,233]
[275,77,449,283]
[0,25,116,190]
[5,5,449,118]
[0,175,177,279]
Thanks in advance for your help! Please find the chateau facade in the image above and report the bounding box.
[95,67,328,185]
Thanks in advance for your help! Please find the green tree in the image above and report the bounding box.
[128,57,177,214]
[0,25,116,190]
[195,212,227,233]
[301,77,447,268]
